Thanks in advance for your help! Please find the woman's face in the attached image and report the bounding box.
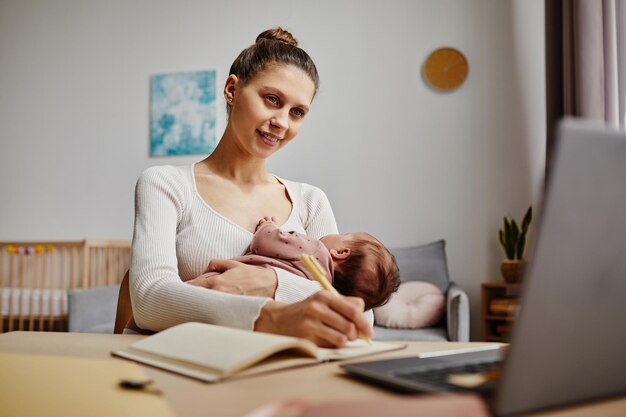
[226,64,316,159]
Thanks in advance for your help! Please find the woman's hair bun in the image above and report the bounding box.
[256,27,298,47]
[228,26,318,100]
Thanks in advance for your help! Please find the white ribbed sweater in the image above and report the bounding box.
[130,164,339,331]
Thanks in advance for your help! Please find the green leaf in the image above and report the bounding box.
[510,220,520,245]
[516,233,526,259]
[521,206,532,233]
[499,229,512,258]
[504,217,511,239]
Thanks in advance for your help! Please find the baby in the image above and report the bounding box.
[197,217,400,310]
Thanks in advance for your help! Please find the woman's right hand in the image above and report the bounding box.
[253,291,373,348]
[187,260,278,298]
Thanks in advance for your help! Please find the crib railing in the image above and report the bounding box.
[0,240,131,333]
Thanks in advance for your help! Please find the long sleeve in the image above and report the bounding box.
[130,166,268,331]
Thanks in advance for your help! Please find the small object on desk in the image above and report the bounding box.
[119,379,163,396]
[300,253,372,344]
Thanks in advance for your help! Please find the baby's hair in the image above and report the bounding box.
[333,234,400,311]
[228,27,319,96]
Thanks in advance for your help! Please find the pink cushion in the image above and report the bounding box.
[373,281,445,329]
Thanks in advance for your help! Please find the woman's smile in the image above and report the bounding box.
[256,129,281,146]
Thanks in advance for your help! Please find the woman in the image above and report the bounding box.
[130,27,372,347]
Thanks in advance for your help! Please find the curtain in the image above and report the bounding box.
[545,0,626,172]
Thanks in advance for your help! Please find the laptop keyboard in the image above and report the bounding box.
[392,359,502,394]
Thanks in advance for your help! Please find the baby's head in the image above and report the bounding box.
[320,232,400,310]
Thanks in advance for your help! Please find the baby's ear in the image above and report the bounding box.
[329,248,351,260]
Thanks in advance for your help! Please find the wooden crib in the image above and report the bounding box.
[0,240,131,333]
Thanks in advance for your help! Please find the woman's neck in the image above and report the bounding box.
[200,137,273,185]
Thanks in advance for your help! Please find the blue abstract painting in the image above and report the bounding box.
[150,70,217,156]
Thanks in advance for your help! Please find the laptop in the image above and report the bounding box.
[341,119,626,416]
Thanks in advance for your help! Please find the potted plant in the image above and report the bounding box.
[498,206,532,283]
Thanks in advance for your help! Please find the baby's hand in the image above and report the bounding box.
[256,216,276,231]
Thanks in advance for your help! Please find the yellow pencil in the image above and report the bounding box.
[300,254,372,344]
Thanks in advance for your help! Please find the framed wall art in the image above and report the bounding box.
[150,70,218,156]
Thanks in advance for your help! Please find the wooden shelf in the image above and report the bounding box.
[484,315,517,321]
[485,336,509,343]
[481,281,522,342]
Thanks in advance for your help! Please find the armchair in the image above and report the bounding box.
[373,240,470,342]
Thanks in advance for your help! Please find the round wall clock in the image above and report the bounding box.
[423,47,469,91]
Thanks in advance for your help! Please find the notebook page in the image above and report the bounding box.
[125,322,320,376]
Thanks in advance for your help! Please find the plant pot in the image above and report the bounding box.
[500,259,526,283]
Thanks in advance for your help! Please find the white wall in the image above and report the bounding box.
[0,0,545,339]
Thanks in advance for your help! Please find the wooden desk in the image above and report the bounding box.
[1,332,625,417]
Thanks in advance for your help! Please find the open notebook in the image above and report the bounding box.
[112,322,405,382]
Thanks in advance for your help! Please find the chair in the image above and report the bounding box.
[372,240,470,342]
[114,270,132,334]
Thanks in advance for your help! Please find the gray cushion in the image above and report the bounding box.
[68,284,120,333]
[389,240,450,293]
[373,325,448,342]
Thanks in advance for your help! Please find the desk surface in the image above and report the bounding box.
[0,331,624,417]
